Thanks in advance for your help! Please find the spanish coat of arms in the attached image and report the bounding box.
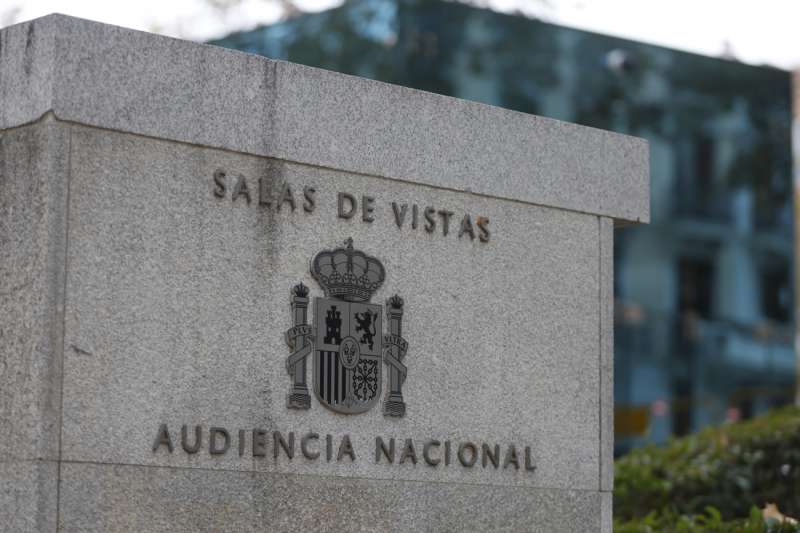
[284,238,408,416]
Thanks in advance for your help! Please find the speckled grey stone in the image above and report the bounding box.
[1,15,649,528]
[599,217,614,491]
[0,460,58,532]
[0,117,69,462]
[58,461,603,532]
[601,491,613,533]
[0,14,648,224]
[59,125,602,493]
[0,21,55,130]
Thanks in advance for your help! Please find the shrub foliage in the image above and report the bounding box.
[614,406,800,531]
[615,506,799,532]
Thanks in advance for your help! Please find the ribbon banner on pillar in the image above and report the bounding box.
[284,238,409,417]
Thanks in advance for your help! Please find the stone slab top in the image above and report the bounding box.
[0,14,649,224]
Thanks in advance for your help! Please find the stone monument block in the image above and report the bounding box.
[0,14,648,532]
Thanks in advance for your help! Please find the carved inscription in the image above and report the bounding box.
[213,169,316,212]
[212,169,491,243]
[152,424,536,473]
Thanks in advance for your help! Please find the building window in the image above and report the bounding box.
[761,264,791,323]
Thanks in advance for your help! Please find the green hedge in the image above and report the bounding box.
[615,507,799,532]
[614,406,800,531]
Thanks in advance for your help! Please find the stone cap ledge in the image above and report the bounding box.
[0,14,649,224]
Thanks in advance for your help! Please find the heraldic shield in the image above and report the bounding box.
[313,298,382,413]
[284,238,408,417]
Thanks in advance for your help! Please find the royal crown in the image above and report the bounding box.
[311,238,385,302]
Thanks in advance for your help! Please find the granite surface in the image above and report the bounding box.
[59,125,602,492]
[58,461,603,532]
[0,14,649,224]
[0,15,651,531]
[601,491,613,533]
[599,216,614,491]
[0,20,54,130]
[0,117,68,462]
[0,460,59,533]
[0,107,626,533]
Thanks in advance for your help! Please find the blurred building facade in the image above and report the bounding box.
[212,0,795,453]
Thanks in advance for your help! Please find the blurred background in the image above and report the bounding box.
[6,0,798,456]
